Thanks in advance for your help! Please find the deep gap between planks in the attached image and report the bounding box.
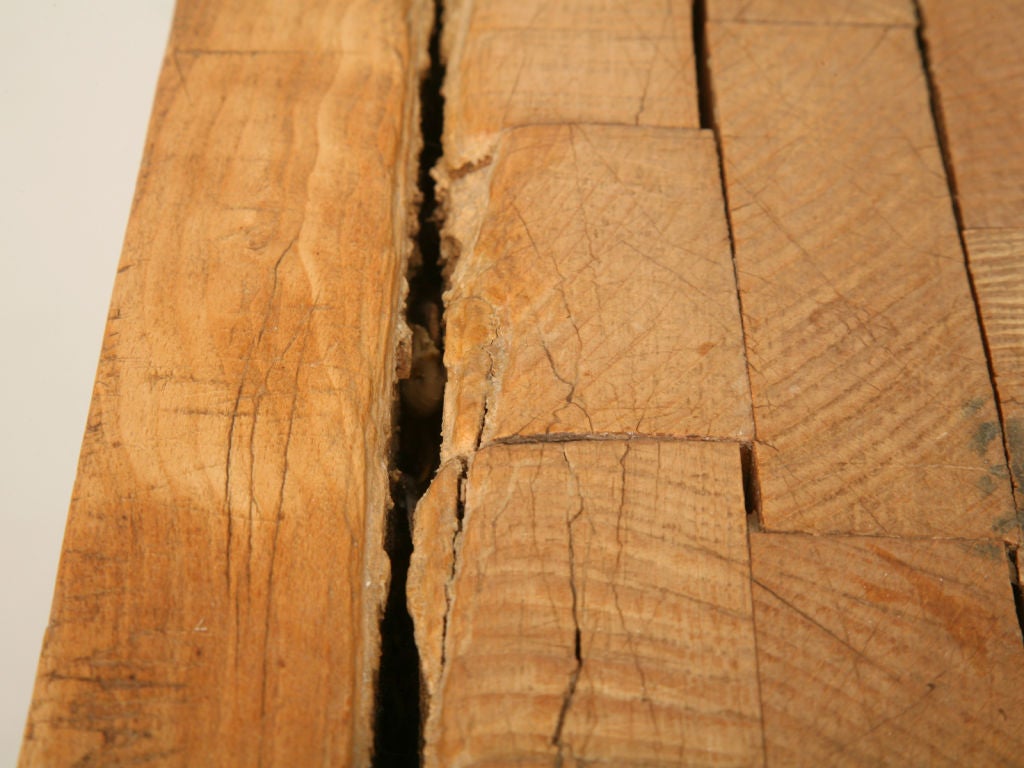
[374,2,446,765]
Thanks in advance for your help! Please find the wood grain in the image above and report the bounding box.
[965,228,1024,509]
[919,0,1024,229]
[441,0,699,167]
[423,440,764,768]
[439,124,752,460]
[19,2,429,765]
[751,533,1024,766]
[709,21,1015,538]
[706,0,915,26]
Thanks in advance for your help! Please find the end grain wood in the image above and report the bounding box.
[706,0,915,26]
[751,534,1024,766]
[19,1,430,765]
[439,124,752,460]
[423,440,764,768]
[919,0,1024,230]
[965,228,1024,513]
[709,21,1015,538]
[441,0,699,167]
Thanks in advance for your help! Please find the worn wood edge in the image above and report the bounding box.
[18,1,434,764]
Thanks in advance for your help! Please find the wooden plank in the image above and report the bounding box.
[751,533,1024,766]
[19,2,429,765]
[442,0,699,168]
[919,0,1024,229]
[439,124,752,461]
[965,229,1024,508]
[706,0,915,26]
[708,21,1015,538]
[422,440,763,767]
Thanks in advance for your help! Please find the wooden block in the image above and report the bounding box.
[172,0,420,52]
[422,440,764,768]
[751,534,1024,766]
[919,0,1024,229]
[440,124,752,461]
[709,21,1015,537]
[965,229,1024,510]
[706,0,915,25]
[19,3,428,764]
[442,0,699,167]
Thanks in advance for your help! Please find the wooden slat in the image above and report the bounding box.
[19,2,428,765]
[919,0,1024,229]
[751,533,1024,766]
[440,124,752,460]
[423,440,764,768]
[442,0,699,167]
[708,21,1015,538]
[706,0,915,26]
[965,229,1024,507]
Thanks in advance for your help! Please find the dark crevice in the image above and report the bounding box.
[692,0,714,129]
[913,2,1020,515]
[740,443,762,528]
[1008,544,1024,647]
[374,2,447,766]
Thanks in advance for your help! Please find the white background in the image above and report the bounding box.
[0,1,175,762]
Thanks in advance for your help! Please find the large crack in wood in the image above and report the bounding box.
[374,1,447,765]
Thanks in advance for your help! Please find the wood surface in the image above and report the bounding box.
[751,533,1024,766]
[965,229,1024,506]
[706,0,915,26]
[438,124,751,461]
[422,440,763,768]
[23,0,1024,764]
[919,0,1024,229]
[441,0,699,168]
[19,1,429,765]
[708,20,1016,538]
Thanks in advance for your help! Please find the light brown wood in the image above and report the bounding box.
[751,533,1024,766]
[919,0,1024,229]
[441,0,699,168]
[19,1,429,765]
[965,229,1024,507]
[408,458,463,700]
[708,20,1016,538]
[422,440,763,768]
[439,124,752,460]
[706,0,915,26]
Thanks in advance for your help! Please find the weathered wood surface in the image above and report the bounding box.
[439,124,752,460]
[421,441,763,768]
[708,20,1016,538]
[441,0,699,168]
[23,0,1024,765]
[19,1,429,765]
[751,534,1024,766]
[965,229,1024,505]
[919,0,1024,230]
[706,0,915,26]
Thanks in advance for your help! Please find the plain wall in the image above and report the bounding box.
[0,1,175,762]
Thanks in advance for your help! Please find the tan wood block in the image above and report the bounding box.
[171,0,426,52]
[442,0,699,167]
[919,0,1024,229]
[965,228,1024,511]
[423,440,764,768]
[19,3,428,764]
[706,0,915,26]
[439,124,753,461]
[709,21,1015,537]
[751,533,1024,766]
